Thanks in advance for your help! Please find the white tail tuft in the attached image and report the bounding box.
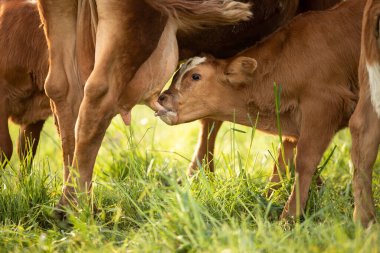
[145,0,252,32]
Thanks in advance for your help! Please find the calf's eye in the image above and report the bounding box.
[191,73,201,81]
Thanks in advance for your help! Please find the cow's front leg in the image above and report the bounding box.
[349,91,379,227]
[188,119,223,175]
[280,107,336,219]
[17,120,45,161]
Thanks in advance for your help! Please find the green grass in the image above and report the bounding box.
[1,105,380,252]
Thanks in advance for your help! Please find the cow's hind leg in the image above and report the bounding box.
[38,0,85,209]
[0,99,12,165]
[350,91,380,227]
[188,119,222,175]
[70,0,149,197]
[17,120,45,162]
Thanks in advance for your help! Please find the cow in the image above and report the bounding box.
[36,0,342,214]
[157,0,364,220]
[37,0,253,212]
[0,0,50,164]
[349,0,380,227]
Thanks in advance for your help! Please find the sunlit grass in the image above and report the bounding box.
[1,105,380,252]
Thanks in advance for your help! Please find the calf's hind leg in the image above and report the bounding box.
[188,119,222,175]
[349,92,380,227]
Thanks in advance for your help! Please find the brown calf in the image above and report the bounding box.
[158,0,364,220]
[349,0,380,227]
[0,0,50,164]
[179,0,343,177]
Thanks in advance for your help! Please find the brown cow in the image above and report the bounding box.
[349,0,380,227]
[157,0,364,220]
[36,0,341,213]
[37,0,252,211]
[0,0,50,164]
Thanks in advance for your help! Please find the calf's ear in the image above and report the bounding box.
[222,56,257,89]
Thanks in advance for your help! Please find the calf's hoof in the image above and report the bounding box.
[280,209,305,223]
[353,208,376,228]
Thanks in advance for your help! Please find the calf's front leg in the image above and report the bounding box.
[281,108,336,219]
[267,138,296,196]
[188,119,222,175]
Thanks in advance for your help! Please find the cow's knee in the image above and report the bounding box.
[44,71,69,102]
[84,80,109,102]
[83,79,116,113]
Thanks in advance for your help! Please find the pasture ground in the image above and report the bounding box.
[0,105,379,252]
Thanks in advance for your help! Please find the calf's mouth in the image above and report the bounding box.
[155,108,178,125]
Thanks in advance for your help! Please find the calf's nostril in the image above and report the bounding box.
[158,94,167,103]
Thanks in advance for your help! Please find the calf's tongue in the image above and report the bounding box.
[155,109,169,117]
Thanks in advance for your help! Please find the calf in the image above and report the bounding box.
[178,0,343,177]
[157,0,363,219]
[0,0,50,164]
[349,0,380,227]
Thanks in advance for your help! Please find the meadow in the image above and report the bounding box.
[0,105,379,252]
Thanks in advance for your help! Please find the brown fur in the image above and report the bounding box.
[349,0,380,227]
[158,0,364,219]
[177,0,342,59]
[0,0,50,163]
[35,0,344,214]
[36,0,253,211]
[145,0,252,32]
[178,0,342,176]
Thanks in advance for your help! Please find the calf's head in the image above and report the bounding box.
[156,55,257,125]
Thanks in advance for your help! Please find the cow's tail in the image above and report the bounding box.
[364,1,380,117]
[145,0,252,31]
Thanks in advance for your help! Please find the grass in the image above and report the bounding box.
[1,105,380,252]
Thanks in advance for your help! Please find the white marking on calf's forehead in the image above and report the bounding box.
[367,62,380,118]
[174,56,206,89]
